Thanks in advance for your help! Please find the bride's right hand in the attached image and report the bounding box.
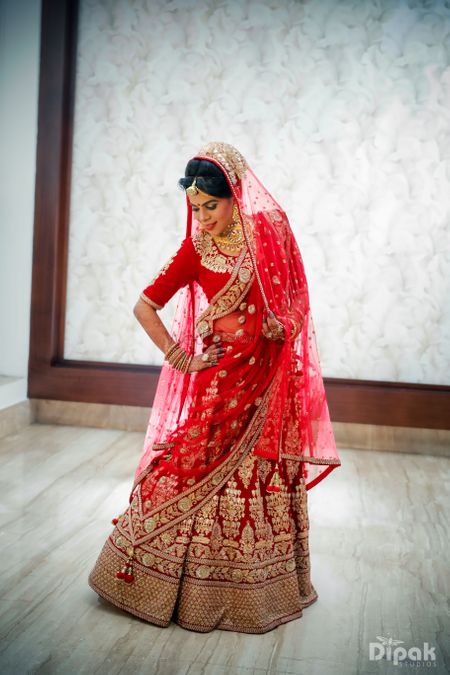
[188,342,226,373]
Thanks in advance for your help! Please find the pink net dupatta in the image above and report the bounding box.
[132,143,341,496]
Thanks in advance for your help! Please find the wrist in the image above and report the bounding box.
[164,341,193,374]
[163,338,177,356]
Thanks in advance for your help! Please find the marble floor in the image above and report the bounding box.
[0,423,448,675]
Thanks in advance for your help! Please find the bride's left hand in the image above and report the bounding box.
[262,311,285,342]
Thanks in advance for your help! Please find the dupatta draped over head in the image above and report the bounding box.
[133,142,340,498]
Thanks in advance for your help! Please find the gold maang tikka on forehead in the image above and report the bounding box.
[186,177,201,198]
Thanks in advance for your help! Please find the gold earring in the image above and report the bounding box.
[232,202,241,225]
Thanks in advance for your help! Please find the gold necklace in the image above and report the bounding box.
[212,219,245,252]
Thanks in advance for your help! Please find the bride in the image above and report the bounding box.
[88,141,341,634]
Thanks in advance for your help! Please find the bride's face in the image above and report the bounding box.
[189,192,234,236]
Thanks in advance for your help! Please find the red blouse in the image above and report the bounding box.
[140,231,259,338]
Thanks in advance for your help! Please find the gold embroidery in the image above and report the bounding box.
[249,490,267,541]
[285,459,299,483]
[197,319,209,334]
[88,448,318,634]
[139,292,163,310]
[129,379,275,546]
[280,454,341,465]
[192,229,239,273]
[256,458,272,484]
[153,442,175,451]
[179,496,193,512]
[196,565,212,579]
[144,517,157,533]
[193,495,218,536]
[238,452,255,489]
[142,552,155,566]
[146,252,176,287]
[241,521,255,557]
[285,558,296,572]
[239,267,251,283]
[194,241,255,339]
[196,142,248,185]
[220,477,245,540]
[266,486,290,534]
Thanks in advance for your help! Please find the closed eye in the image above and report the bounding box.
[192,204,217,212]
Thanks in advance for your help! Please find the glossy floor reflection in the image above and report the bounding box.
[0,423,448,675]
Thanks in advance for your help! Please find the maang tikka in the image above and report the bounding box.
[186,177,199,198]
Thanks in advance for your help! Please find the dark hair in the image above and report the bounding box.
[178,159,232,198]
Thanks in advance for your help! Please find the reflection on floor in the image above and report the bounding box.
[0,423,448,675]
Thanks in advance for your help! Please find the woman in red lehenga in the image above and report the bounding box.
[88,141,341,634]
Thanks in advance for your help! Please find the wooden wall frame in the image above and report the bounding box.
[28,0,450,430]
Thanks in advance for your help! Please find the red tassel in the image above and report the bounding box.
[116,559,135,584]
[111,518,119,525]
[267,463,282,492]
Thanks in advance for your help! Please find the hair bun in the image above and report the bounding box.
[178,159,232,198]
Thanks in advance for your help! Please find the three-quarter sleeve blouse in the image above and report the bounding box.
[140,236,199,310]
[139,231,259,338]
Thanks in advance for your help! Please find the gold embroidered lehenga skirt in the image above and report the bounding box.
[88,450,318,634]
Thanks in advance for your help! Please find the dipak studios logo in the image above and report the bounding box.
[369,636,437,667]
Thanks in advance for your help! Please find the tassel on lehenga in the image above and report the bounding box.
[116,546,135,584]
[267,462,282,492]
[110,514,136,584]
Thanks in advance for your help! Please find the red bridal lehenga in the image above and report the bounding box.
[88,142,341,634]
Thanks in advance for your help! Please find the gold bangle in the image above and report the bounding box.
[165,341,179,359]
[183,354,193,374]
[167,345,183,364]
[166,350,181,368]
[171,349,186,369]
[176,354,185,371]
[164,340,193,374]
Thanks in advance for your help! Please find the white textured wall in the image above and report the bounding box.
[65,0,450,385]
[0,0,41,402]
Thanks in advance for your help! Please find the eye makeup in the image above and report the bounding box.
[191,203,217,211]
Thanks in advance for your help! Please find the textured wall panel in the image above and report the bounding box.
[64,0,450,385]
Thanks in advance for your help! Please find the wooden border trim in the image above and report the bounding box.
[28,0,450,428]
[29,0,77,369]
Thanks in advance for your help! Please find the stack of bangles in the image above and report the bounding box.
[285,314,305,339]
[164,342,193,374]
